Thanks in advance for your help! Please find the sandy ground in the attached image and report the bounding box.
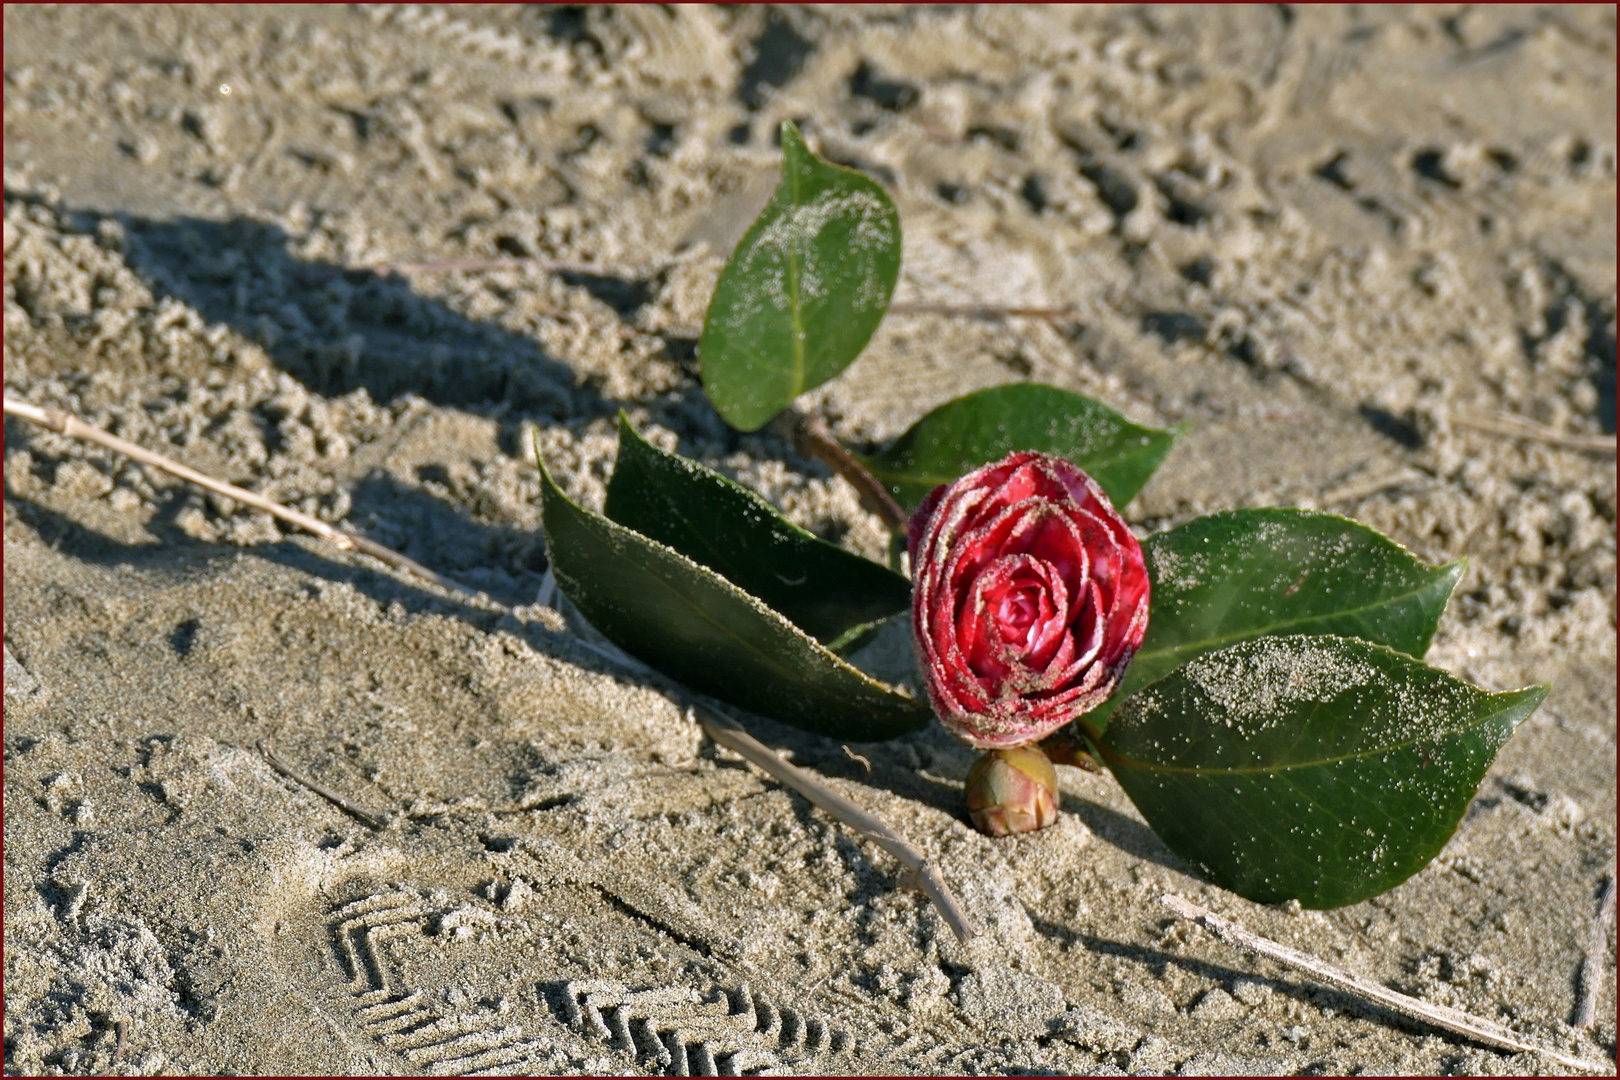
[3,5,1615,1076]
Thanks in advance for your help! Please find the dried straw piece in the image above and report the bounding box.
[1162,894,1611,1073]
[1572,875,1616,1029]
[1452,410,1616,455]
[3,395,475,598]
[258,740,392,830]
[697,704,976,943]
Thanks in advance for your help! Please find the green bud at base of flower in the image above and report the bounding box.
[964,746,1060,837]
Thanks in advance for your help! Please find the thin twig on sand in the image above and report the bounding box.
[257,740,392,830]
[367,256,1082,328]
[374,254,1093,340]
[887,301,1086,323]
[373,256,665,279]
[1573,875,1616,1029]
[1452,410,1617,455]
[94,1018,129,1077]
[3,395,477,598]
[1161,894,1612,1074]
[552,618,978,944]
[696,704,976,944]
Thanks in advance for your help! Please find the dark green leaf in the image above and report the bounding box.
[854,383,1179,511]
[536,449,929,741]
[604,414,912,647]
[699,120,901,431]
[1099,634,1544,908]
[1078,508,1465,735]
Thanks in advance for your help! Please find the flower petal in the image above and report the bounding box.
[909,450,1150,749]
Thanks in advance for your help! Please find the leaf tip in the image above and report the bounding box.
[1516,681,1551,712]
[534,450,564,502]
[777,119,813,178]
[531,429,582,513]
[531,426,552,480]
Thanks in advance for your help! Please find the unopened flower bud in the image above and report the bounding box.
[965,746,1059,837]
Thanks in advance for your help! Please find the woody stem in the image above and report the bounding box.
[772,407,909,534]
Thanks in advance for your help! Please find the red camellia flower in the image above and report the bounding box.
[908,451,1149,749]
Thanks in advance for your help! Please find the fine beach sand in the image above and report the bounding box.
[3,5,1615,1075]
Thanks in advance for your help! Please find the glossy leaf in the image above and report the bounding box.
[1099,634,1545,908]
[536,448,929,741]
[603,414,911,648]
[854,383,1179,511]
[1076,508,1465,736]
[700,120,901,431]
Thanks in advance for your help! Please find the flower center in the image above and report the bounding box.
[997,587,1041,637]
[959,555,1074,680]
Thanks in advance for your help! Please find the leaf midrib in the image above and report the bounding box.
[1101,704,1508,776]
[1134,564,1457,671]
[620,438,814,580]
[551,473,919,718]
[785,147,806,400]
[615,426,908,633]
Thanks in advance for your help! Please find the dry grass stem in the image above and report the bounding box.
[696,704,976,944]
[887,301,1086,322]
[373,256,664,278]
[371,256,1094,335]
[93,1018,128,1077]
[1318,468,1427,507]
[257,739,392,830]
[366,257,1083,328]
[1572,875,1616,1029]
[1161,894,1612,1073]
[3,395,478,598]
[1452,411,1617,455]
